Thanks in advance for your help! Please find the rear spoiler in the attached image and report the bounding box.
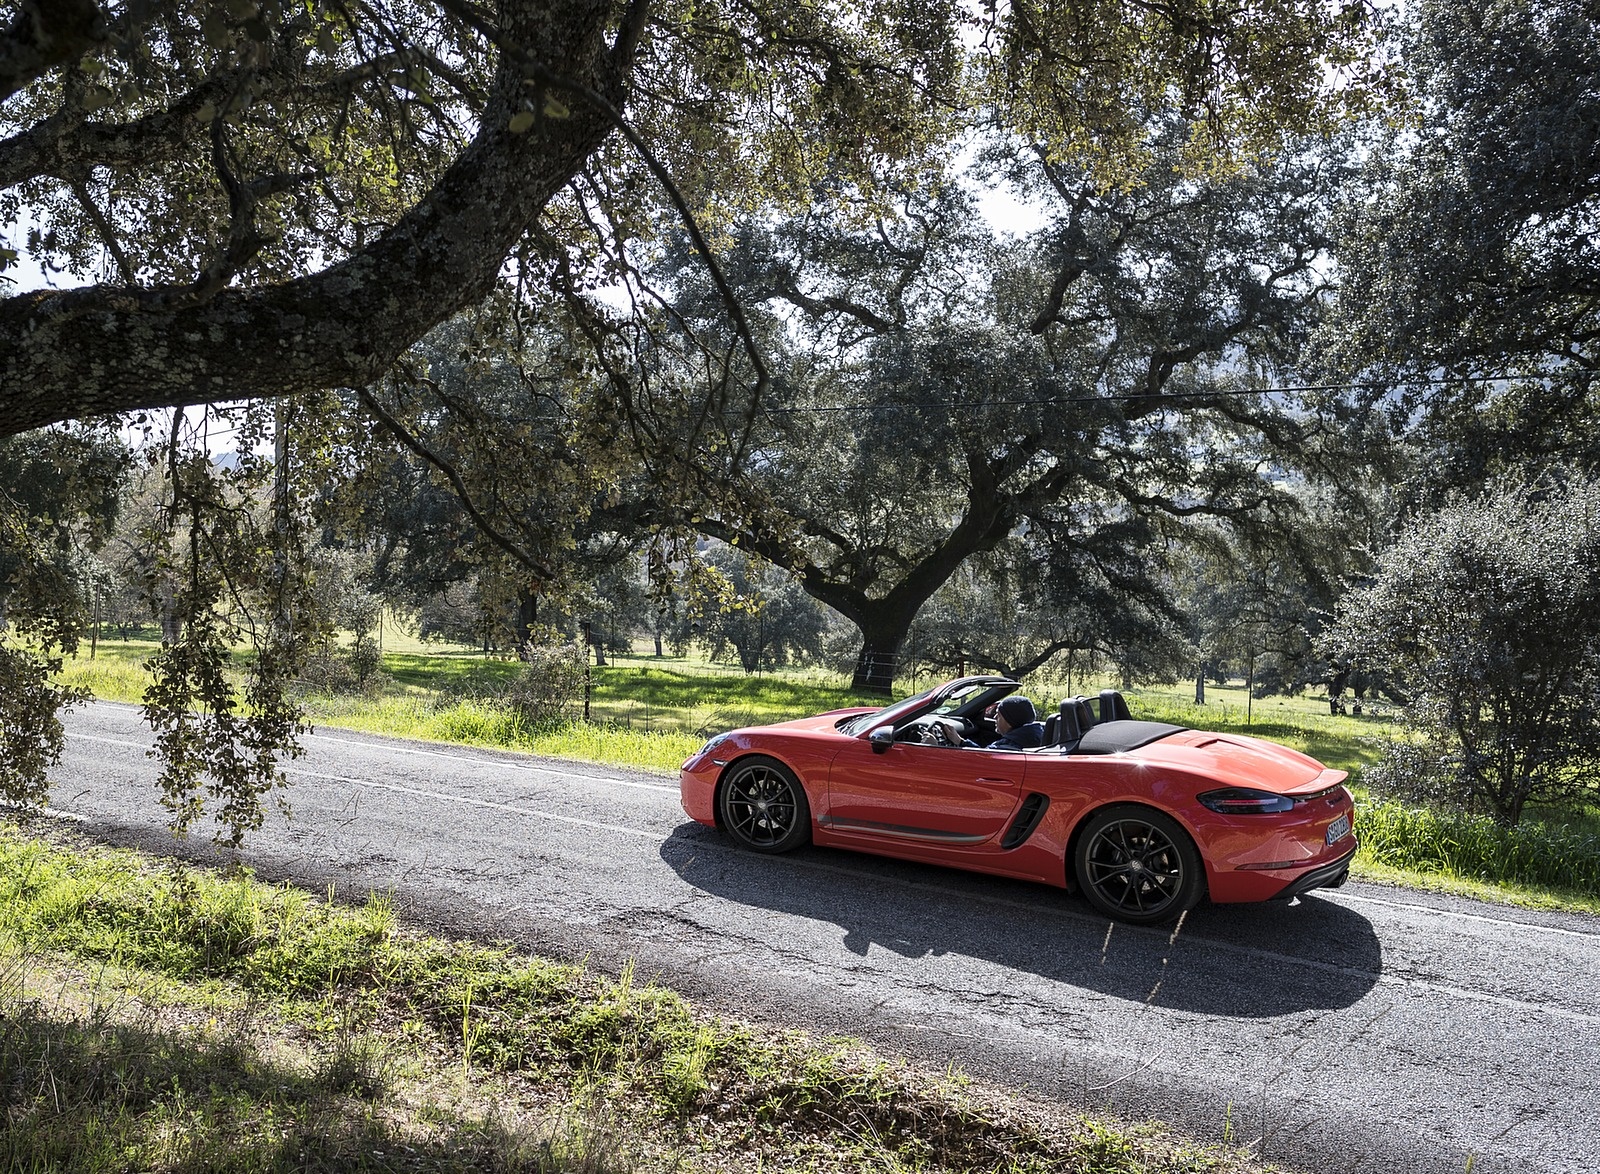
[1285,768,1349,797]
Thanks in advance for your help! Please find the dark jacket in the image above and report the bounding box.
[969,721,1046,751]
[993,720,1046,750]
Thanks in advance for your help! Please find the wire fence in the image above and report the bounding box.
[594,650,853,686]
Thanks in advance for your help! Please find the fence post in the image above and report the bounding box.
[1246,652,1255,728]
[580,619,592,722]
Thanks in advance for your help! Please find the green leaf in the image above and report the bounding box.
[542,96,571,119]
[508,110,536,134]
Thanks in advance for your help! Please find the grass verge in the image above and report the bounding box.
[1350,796,1600,914]
[300,694,704,774]
[1,818,1267,1174]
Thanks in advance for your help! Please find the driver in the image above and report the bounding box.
[923,695,1046,750]
[985,696,1046,750]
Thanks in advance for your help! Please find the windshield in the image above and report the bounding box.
[836,688,934,736]
[927,683,993,715]
[835,678,1017,736]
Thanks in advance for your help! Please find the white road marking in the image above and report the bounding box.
[65,729,677,794]
[59,724,1600,1025]
[780,869,1600,1024]
[63,731,658,842]
[279,765,660,842]
[80,700,142,717]
[1,804,87,823]
[71,704,680,793]
[1325,890,1600,939]
[69,732,150,751]
[302,731,680,793]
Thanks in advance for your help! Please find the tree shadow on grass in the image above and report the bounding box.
[0,992,618,1174]
[382,654,523,693]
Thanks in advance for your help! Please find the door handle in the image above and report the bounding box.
[975,777,1016,786]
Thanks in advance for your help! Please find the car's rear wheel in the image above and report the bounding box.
[1073,805,1203,925]
[718,756,811,853]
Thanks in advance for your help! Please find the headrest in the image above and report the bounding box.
[1058,699,1084,744]
[1097,689,1131,723]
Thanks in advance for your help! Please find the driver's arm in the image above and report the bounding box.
[919,716,968,747]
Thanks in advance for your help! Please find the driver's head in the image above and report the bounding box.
[994,696,1036,733]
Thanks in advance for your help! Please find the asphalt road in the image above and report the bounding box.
[41,700,1600,1174]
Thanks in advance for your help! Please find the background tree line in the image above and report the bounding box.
[2,0,1597,836]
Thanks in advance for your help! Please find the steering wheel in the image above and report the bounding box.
[914,716,965,747]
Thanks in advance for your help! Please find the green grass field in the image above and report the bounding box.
[52,634,1600,913]
[0,820,1269,1174]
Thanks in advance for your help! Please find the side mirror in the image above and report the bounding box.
[868,725,896,754]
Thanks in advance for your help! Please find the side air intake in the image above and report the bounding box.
[1000,793,1050,850]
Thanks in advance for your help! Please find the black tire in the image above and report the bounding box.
[1072,805,1204,925]
[717,756,812,854]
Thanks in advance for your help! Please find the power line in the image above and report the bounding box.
[755,373,1552,414]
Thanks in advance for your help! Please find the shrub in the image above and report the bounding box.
[1356,794,1600,895]
[1327,477,1600,824]
[346,633,382,686]
[0,643,83,808]
[503,640,587,723]
[296,650,384,696]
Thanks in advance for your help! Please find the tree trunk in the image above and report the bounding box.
[850,645,898,693]
[1246,652,1255,727]
[158,579,182,643]
[849,612,917,694]
[271,400,293,650]
[1194,668,1206,705]
[515,587,538,655]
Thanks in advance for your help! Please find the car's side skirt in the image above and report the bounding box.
[811,824,1064,886]
[816,815,990,845]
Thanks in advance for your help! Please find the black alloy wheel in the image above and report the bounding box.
[718,756,812,854]
[1073,805,1203,925]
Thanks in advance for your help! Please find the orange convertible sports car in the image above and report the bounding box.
[679,677,1357,925]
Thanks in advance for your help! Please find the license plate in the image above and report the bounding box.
[1325,813,1352,845]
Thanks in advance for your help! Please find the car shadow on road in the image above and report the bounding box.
[659,822,1382,1018]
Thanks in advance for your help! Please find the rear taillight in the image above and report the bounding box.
[1197,787,1295,814]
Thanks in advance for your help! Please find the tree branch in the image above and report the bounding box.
[0,0,619,439]
[0,0,106,102]
[69,179,133,285]
[0,40,430,191]
[356,387,554,580]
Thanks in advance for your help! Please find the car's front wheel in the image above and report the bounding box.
[1073,805,1203,925]
[718,756,812,853]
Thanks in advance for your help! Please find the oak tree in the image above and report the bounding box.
[635,135,1363,691]
[1,0,1380,437]
[0,0,1381,827]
